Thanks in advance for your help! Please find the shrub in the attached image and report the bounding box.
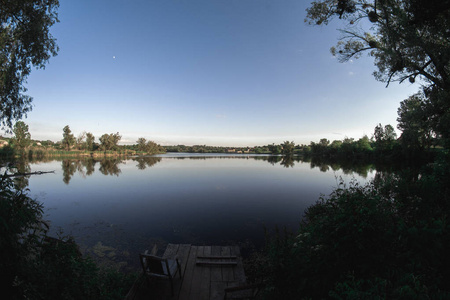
[261,164,450,299]
[0,172,137,299]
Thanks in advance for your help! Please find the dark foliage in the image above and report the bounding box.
[0,172,137,299]
[0,0,59,129]
[259,153,450,299]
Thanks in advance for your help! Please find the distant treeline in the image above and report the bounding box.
[164,141,299,155]
[0,124,166,159]
[1,120,441,163]
[303,123,439,163]
[164,144,270,154]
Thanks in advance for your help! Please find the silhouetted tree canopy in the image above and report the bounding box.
[397,92,435,151]
[0,0,59,129]
[306,0,450,90]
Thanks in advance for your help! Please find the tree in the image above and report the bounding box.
[373,123,397,152]
[319,138,330,147]
[99,132,121,151]
[0,0,59,129]
[62,125,75,151]
[281,141,295,156]
[356,135,373,152]
[99,134,110,152]
[11,121,31,154]
[340,137,355,154]
[397,92,434,151]
[306,0,450,89]
[76,131,86,150]
[137,137,147,152]
[109,132,121,150]
[86,132,94,151]
[145,140,160,154]
[306,0,450,140]
[384,124,397,142]
[268,143,282,155]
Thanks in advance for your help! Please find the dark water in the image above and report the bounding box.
[23,154,375,270]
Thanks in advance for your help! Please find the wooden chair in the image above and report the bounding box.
[139,252,181,296]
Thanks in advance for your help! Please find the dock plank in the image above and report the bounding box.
[221,246,234,283]
[176,244,192,276]
[187,246,205,300]
[231,246,246,284]
[178,245,199,300]
[210,246,223,282]
[210,281,227,300]
[198,246,211,300]
[126,244,246,300]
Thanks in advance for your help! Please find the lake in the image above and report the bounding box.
[22,154,376,271]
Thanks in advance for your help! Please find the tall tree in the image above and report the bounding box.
[268,143,282,155]
[282,141,296,156]
[109,132,121,150]
[137,137,147,152]
[356,135,373,152]
[100,132,121,151]
[306,0,450,139]
[373,123,397,152]
[62,125,74,151]
[0,0,60,129]
[145,140,159,154]
[99,134,109,152]
[306,0,450,89]
[85,132,94,151]
[397,92,434,151]
[76,131,86,150]
[11,121,31,154]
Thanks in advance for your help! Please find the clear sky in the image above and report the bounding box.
[14,0,420,146]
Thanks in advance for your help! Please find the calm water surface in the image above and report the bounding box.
[25,154,375,270]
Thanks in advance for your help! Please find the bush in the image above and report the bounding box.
[260,162,450,299]
[0,172,137,299]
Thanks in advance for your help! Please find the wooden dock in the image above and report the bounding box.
[126,244,249,300]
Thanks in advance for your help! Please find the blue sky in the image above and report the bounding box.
[16,0,419,146]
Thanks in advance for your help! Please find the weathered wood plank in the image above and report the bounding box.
[198,246,211,300]
[178,245,199,300]
[210,281,227,300]
[197,256,237,259]
[127,244,246,300]
[187,246,205,300]
[196,261,238,266]
[231,246,246,284]
[176,244,192,276]
[210,246,223,282]
[221,246,234,282]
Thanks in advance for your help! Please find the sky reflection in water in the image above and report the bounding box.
[26,154,375,270]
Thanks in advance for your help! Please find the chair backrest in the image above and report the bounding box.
[140,254,165,275]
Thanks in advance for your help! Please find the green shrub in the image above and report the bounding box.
[0,172,137,299]
[260,161,450,299]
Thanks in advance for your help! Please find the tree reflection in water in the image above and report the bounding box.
[99,159,122,176]
[12,154,389,185]
[59,157,164,184]
[133,156,162,170]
